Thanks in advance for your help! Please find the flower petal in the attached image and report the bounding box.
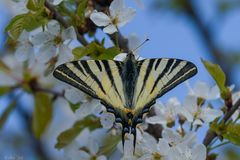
[113,53,127,61]
[200,108,223,123]
[158,139,170,155]
[62,26,77,40]
[192,144,207,160]
[0,71,17,86]
[31,31,54,45]
[117,8,136,27]
[64,87,87,104]
[110,0,124,17]
[103,24,117,34]
[100,112,115,129]
[88,138,99,155]
[162,128,181,146]
[97,156,107,160]
[18,30,29,41]
[90,11,111,26]
[57,44,73,66]
[48,0,63,5]
[47,20,61,36]
[36,42,56,63]
[146,116,166,125]
[15,43,33,62]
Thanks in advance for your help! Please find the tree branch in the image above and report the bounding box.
[203,98,240,146]
[109,32,129,52]
[16,103,50,160]
[44,1,88,46]
[185,1,233,85]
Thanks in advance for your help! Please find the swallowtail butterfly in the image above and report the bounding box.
[53,53,197,150]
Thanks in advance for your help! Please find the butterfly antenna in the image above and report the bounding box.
[130,38,150,54]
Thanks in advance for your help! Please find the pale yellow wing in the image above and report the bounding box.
[133,58,197,114]
[53,60,127,111]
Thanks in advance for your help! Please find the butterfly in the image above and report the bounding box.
[53,53,197,150]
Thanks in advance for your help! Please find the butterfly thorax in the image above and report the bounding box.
[122,54,138,109]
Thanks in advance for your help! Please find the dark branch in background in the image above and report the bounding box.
[203,98,240,147]
[44,1,88,46]
[16,104,50,160]
[109,32,129,53]
[184,1,233,86]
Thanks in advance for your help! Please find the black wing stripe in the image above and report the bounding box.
[150,59,174,93]
[168,59,181,74]
[154,59,161,70]
[158,62,197,98]
[102,60,123,101]
[72,61,87,76]
[80,61,106,94]
[53,64,97,98]
[95,60,102,72]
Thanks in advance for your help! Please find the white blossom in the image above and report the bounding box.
[186,81,220,100]
[31,20,76,63]
[100,112,115,129]
[47,0,65,5]
[114,53,143,61]
[14,30,34,62]
[180,96,223,125]
[64,129,107,160]
[64,86,104,120]
[137,132,170,160]
[0,54,51,86]
[169,143,206,160]
[146,97,180,126]
[90,0,136,34]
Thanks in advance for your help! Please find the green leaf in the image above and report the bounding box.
[0,59,10,72]
[98,134,121,156]
[0,100,17,130]
[69,102,81,113]
[223,124,240,145]
[5,11,48,39]
[0,87,11,96]
[32,92,53,139]
[94,46,120,60]
[72,47,87,59]
[76,0,88,25]
[5,14,28,39]
[72,42,120,60]
[201,59,229,99]
[55,116,101,149]
[27,0,45,11]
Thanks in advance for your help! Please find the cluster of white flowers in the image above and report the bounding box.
[64,128,107,160]
[2,0,240,160]
[90,0,136,34]
[14,20,76,67]
[146,81,223,127]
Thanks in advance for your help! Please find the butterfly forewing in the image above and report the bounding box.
[53,60,127,111]
[133,58,197,114]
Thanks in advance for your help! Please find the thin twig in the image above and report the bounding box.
[33,86,65,98]
[203,98,240,146]
[209,141,230,151]
[44,1,88,46]
[109,32,129,52]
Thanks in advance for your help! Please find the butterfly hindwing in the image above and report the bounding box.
[133,58,197,115]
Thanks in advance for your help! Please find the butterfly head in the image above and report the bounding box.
[125,53,136,61]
